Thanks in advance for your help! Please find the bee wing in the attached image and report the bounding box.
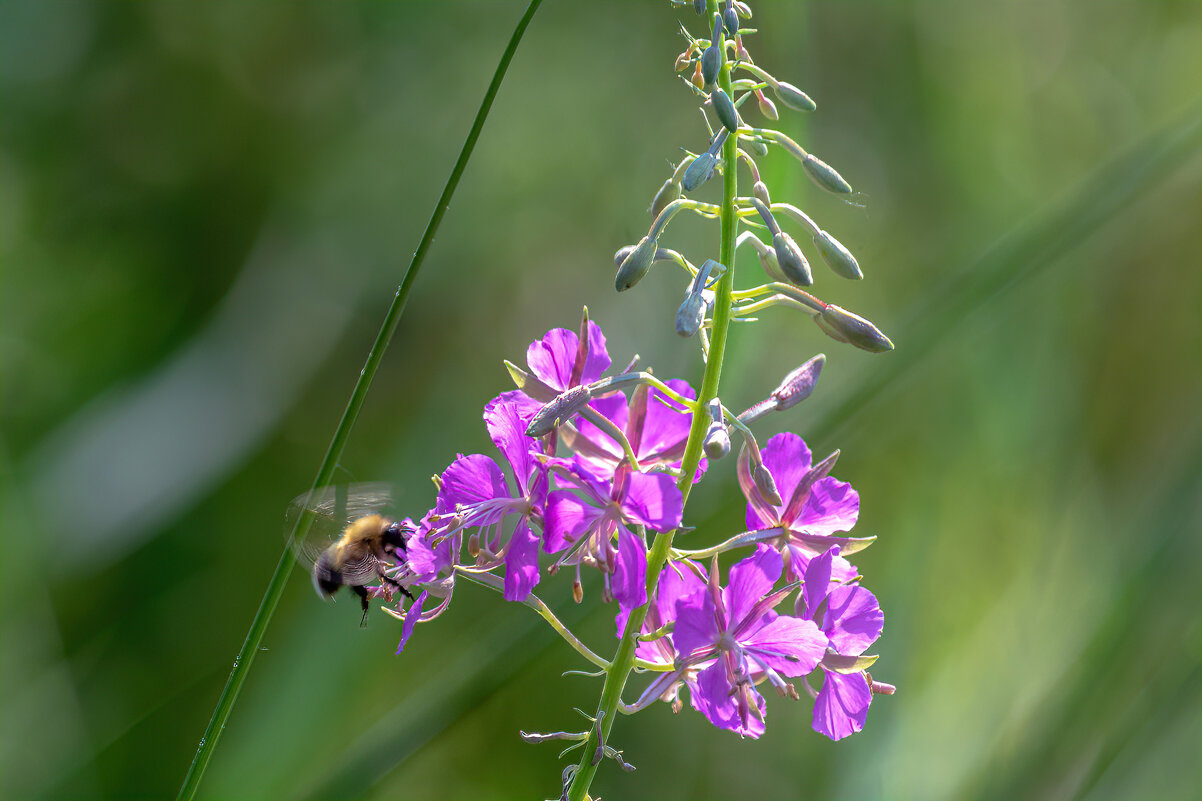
[284,482,398,567]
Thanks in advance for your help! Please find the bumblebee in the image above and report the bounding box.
[288,484,414,626]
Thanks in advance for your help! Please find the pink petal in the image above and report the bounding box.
[799,477,859,535]
[743,614,827,677]
[503,519,541,601]
[395,590,428,654]
[824,585,883,656]
[621,472,684,532]
[812,670,871,740]
[723,545,782,627]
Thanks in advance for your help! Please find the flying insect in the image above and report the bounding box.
[286,483,414,626]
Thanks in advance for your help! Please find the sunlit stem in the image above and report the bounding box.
[454,568,610,670]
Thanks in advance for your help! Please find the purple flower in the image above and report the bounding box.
[395,590,428,654]
[525,318,611,394]
[544,459,683,625]
[618,557,708,665]
[797,546,885,740]
[565,379,702,481]
[739,432,871,583]
[673,545,827,738]
[436,391,547,601]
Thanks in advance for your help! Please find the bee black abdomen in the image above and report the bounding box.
[383,522,407,553]
[316,574,342,596]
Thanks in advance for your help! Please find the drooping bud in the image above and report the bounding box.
[772,230,813,287]
[674,51,691,72]
[733,1,752,18]
[650,178,682,218]
[676,292,706,338]
[802,153,852,194]
[748,139,768,157]
[816,305,894,352]
[813,229,862,280]
[615,235,660,291]
[753,180,771,205]
[754,241,787,283]
[752,462,783,506]
[681,151,716,192]
[756,91,779,120]
[771,354,825,410]
[703,398,730,459]
[526,384,595,437]
[711,87,739,133]
[773,81,817,112]
[751,197,780,234]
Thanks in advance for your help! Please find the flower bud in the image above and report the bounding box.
[681,151,717,192]
[650,178,682,218]
[753,180,771,205]
[675,291,706,338]
[752,462,783,506]
[771,354,825,410]
[802,153,852,194]
[813,229,862,280]
[751,197,780,234]
[816,305,894,352]
[526,384,594,436]
[711,87,739,133]
[674,51,691,72]
[701,43,720,87]
[748,139,768,157]
[772,230,813,287]
[732,1,752,18]
[756,92,779,121]
[703,397,730,459]
[755,241,787,283]
[773,81,816,112]
[691,61,705,89]
[723,5,739,35]
[615,235,659,291]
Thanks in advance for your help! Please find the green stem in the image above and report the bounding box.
[565,2,737,797]
[174,3,544,798]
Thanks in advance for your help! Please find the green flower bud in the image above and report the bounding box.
[816,304,894,352]
[813,230,862,280]
[773,81,816,112]
[681,151,717,192]
[753,180,771,205]
[749,139,768,157]
[755,241,787,283]
[802,153,852,194]
[711,87,739,133]
[526,384,594,437]
[757,92,779,121]
[732,1,752,18]
[772,231,813,287]
[752,462,783,506]
[650,178,682,218]
[703,397,729,459]
[615,235,658,292]
[751,197,780,234]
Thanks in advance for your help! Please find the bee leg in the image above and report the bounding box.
[352,585,370,628]
[378,572,415,601]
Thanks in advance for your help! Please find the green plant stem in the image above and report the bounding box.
[174,3,544,798]
[565,3,736,798]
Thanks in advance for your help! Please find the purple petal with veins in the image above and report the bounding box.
[611,524,648,628]
[542,489,601,553]
[799,476,860,535]
[673,587,720,659]
[741,614,826,677]
[437,454,509,523]
[484,391,542,496]
[503,519,541,601]
[395,590,428,654]
[690,661,766,739]
[813,670,871,741]
[723,545,781,626]
[526,322,610,392]
[824,584,883,655]
[620,472,684,532]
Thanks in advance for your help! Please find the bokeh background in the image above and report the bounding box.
[2,1,1199,799]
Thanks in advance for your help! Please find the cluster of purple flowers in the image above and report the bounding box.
[388,315,892,741]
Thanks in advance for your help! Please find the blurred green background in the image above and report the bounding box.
[2,1,1199,799]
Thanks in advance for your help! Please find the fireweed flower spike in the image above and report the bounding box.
[371,2,896,796]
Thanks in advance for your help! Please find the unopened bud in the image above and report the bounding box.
[772,230,813,287]
[813,230,862,280]
[681,151,717,192]
[527,384,594,436]
[675,291,706,338]
[700,43,720,87]
[757,92,779,120]
[674,51,691,72]
[773,81,816,112]
[723,5,739,35]
[468,532,480,557]
[802,153,852,194]
[753,180,771,205]
[650,178,682,218]
[703,398,729,459]
[691,61,705,89]
[572,577,584,603]
[615,235,658,292]
[711,87,739,133]
[752,462,783,506]
[732,1,752,18]
[751,197,780,234]
[816,305,894,353]
[771,354,825,410]
[755,242,787,283]
[748,139,768,157]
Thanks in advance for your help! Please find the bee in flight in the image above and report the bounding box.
[287,483,414,626]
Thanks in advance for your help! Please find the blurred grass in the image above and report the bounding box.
[1,1,1199,800]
